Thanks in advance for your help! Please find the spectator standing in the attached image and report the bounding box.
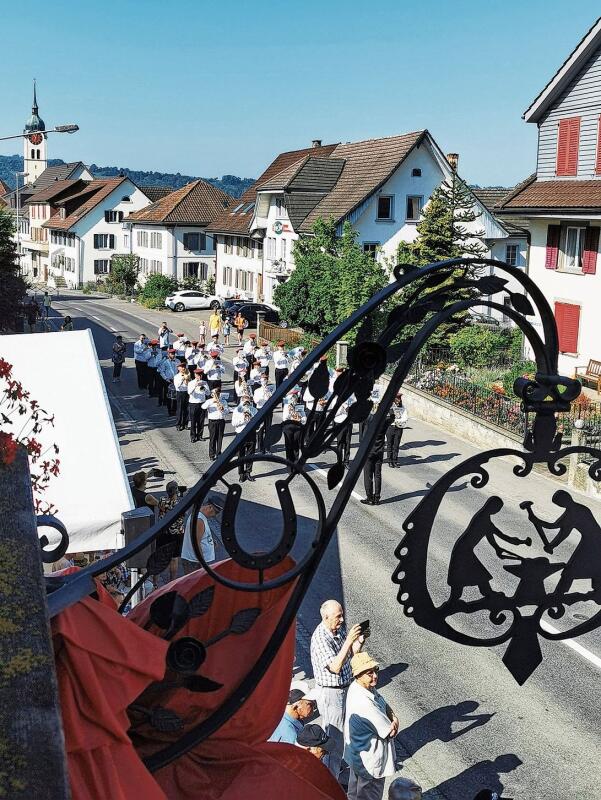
[60,315,73,331]
[26,300,39,332]
[198,320,207,348]
[158,322,173,350]
[157,481,185,582]
[112,335,126,383]
[386,393,408,468]
[42,291,52,318]
[388,778,422,800]
[344,652,399,800]
[234,311,247,345]
[296,724,332,762]
[133,334,150,390]
[222,318,231,346]
[130,471,159,512]
[310,599,364,779]
[269,686,318,743]
[208,309,222,338]
[180,500,220,573]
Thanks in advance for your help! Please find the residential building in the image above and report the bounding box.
[496,16,601,374]
[42,177,150,287]
[125,180,233,284]
[209,134,515,306]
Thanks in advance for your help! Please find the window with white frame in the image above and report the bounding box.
[505,243,519,266]
[562,226,586,271]
[149,259,162,274]
[275,197,285,217]
[183,261,207,280]
[377,195,393,220]
[281,238,287,260]
[235,269,254,291]
[406,195,423,221]
[222,265,233,286]
[94,259,110,274]
[150,231,162,249]
[266,237,276,259]
[224,236,233,254]
[255,240,263,259]
[137,230,149,248]
[363,242,379,258]
[124,234,130,249]
[139,258,148,274]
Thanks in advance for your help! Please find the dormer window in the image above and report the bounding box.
[275,198,285,217]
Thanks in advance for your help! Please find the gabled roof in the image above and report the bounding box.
[298,130,426,232]
[0,179,11,204]
[496,175,601,213]
[125,179,233,226]
[472,187,528,236]
[141,186,175,203]
[42,177,129,230]
[30,162,88,191]
[523,16,601,122]
[23,178,88,204]
[207,142,338,235]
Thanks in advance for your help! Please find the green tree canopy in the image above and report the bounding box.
[0,207,27,331]
[107,254,139,295]
[274,219,389,339]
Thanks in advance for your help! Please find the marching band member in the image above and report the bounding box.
[248,360,263,392]
[290,347,309,392]
[256,341,272,379]
[234,369,250,400]
[133,334,151,390]
[386,392,408,468]
[205,351,226,392]
[172,333,187,356]
[303,378,331,438]
[334,392,356,469]
[209,332,224,355]
[243,332,257,375]
[202,385,231,460]
[282,388,307,470]
[188,368,209,442]
[158,349,179,413]
[233,347,247,374]
[186,340,200,378]
[361,403,394,506]
[194,346,207,373]
[232,394,257,482]
[174,362,191,430]
[273,340,290,389]
[253,373,275,454]
[158,322,173,350]
[146,340,162,398]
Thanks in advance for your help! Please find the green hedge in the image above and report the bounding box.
[449,326,523,368]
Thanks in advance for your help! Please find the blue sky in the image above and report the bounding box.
[1,0,599,187]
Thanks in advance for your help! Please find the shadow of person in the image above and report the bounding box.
[422,753,522,800]
[376,661,408,689]
[397,700,494,757]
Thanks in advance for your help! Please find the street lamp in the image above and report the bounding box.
[0,124,79,143]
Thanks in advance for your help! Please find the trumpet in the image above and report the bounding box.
[289,404,301,422]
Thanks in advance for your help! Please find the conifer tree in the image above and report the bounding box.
[0,207,27,331]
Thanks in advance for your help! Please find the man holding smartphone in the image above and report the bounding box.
[310,599,367,779]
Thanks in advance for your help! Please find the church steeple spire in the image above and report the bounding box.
[32,79,38,115]
[24,79,45,133]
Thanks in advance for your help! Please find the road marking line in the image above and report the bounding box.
[540,619,601,671]
[307,464,364,502]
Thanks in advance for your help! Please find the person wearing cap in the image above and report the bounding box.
[331,369,355,468]
[204,352,226,392]
[303,382,332,439]
[290,347,309,389]
[146,340,162,397]
[269,685,319,744]
[233,369,250,400]
[133,334,151,390]
[255,340,272,378]
[173,363,191,431]
[231,394,257,482]
[282,388,306,468]
[243,333,257,376]
[185,341,200,378]
[253,373,275,454]
[180,500,220,573]
[173,334,188,359]
[388,777,422,800]
[188,369,209,443]
[386,393,408,469]
[202,384,231,460]
[209,332,224,355]
[296,723,331,761]
[158,322,173,350]
[273,340,290,389]
[344,652,399,800]
[111,335,126,383]
[310,600,365,780]
[157,481,185,582]
[233,347,247,374]
[158,349,180,414]
[208,309,222,339]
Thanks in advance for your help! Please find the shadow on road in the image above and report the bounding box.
[401,439,446,449]
[422,753,522,800]
[397,700,495,758]
[377,661,408,688]
[396,452,461,467]
[381,480,468,506]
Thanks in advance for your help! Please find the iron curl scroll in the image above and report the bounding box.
[43,256,593,766]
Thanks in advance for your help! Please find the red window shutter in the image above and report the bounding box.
[596,118,601,174]
[545,225,561,269]
[583,226,600,274]
[556,117,580,176]
[555,302,580,353]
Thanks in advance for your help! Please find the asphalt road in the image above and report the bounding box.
[44,292,601,798]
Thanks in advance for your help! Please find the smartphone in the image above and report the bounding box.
[358,619,370,634]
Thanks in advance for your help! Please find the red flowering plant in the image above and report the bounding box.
[0,357,60,513]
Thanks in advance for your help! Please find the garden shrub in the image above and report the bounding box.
[501,360,536,397]
[138,274,178,309]
[449,326,523,369]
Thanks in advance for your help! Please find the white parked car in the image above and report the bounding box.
[165,290,223,312]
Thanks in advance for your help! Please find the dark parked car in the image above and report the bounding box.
[235,303,287,327]
[221,299,247,320]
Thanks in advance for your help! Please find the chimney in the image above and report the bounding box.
[312,139,322,148]
[446,153,459,172]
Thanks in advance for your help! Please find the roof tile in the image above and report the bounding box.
[126,180,233,225]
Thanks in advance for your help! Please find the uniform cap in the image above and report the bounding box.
[297,724,330,751]
[167,348,176,353]
[177,332,185,337]
[388,777,423,800]
[249,333,256,338]
[150,339,159,345]
[351,651,379,677]
[194,368,204,374]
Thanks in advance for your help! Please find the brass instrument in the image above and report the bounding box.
[288,403,301,423]
[213,389,225,414]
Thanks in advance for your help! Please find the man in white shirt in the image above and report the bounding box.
[202,386,231,460]
[253,374,275,454]
[188,368,209,443]
[173,363,190,431]
[158,349,179,414]
[233,347,247,374]
[204,352,226,392]
[133,334,151,390]
[231,394,257,482]
[209,333,224,355]
[344,652,399,800]
[185,341,200,377]
[146,340,162,398]
[243,333,257,375]
[173,335,188,359]
[158,322,173,350]
[282,388,306,469]
[273,340,290,389]
[255,341,272,379]
[180,500,221,574]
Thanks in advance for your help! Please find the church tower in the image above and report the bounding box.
[23,80,47,183]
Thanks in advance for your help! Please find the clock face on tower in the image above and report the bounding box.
[28,133,43,145]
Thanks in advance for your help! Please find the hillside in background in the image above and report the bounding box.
[0,155,254,198]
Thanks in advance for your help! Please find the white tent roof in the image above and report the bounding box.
[2,330,132,552]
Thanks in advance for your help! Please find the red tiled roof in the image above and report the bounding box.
[0,179,11,198]
[126,180,233,225]
[207,143,338,234]
[23,179,87,204]
[42,178,128,230]
[497,176,601,211]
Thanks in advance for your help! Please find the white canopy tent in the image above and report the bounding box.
[2,330,133,552]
